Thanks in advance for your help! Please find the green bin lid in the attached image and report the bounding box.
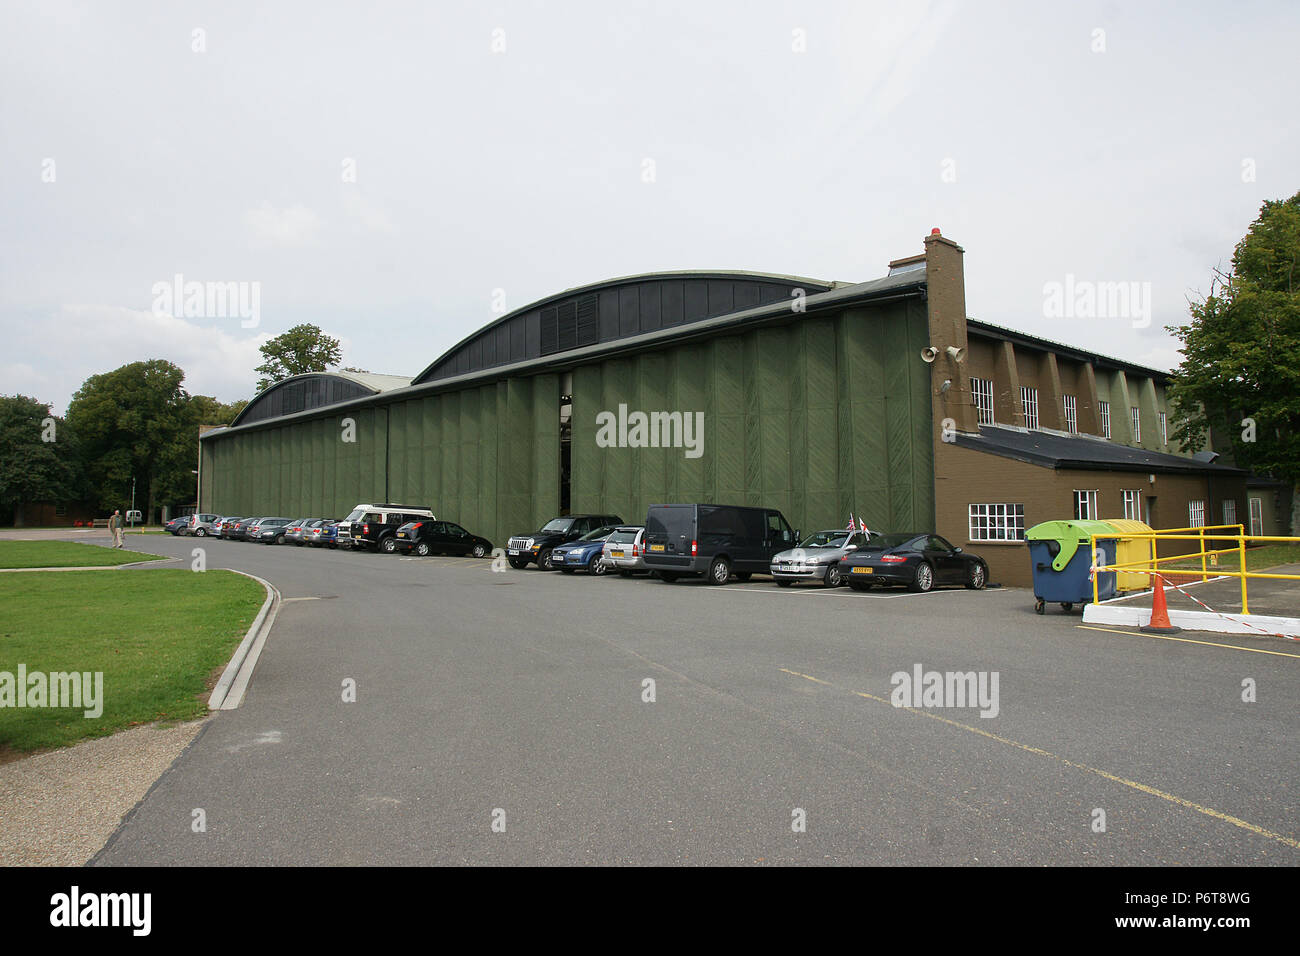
[1025,519,1117,571]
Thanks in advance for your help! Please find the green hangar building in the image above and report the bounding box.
[200,231,1251,587]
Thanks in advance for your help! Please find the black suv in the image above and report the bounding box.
[506,514,623,570]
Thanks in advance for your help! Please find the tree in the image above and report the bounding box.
[66,360,195,518]
[1167,192,1300,532]
[190,395,249,426]
[0,395,82,525]
[254,324,342,392]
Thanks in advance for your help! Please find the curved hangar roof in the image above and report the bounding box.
[412,271,836,385]
[232,371,412,426]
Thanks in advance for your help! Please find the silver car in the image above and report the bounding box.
[770,529,876,588]
[600,526,648,576]
[185,513,223,537]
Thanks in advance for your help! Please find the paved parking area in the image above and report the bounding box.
[19,530,1294,865]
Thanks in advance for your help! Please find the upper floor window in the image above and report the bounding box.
[1099,400,1111,438]
[1131,406,1141,442]
[971,377,995,426]
[1021,386,1040,430]
[1063,394,1077,434]
[1159,411,1167,445]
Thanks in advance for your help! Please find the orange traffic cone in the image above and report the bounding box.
[1140,573,1182,634]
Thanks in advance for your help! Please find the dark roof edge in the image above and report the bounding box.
[955,438,1248,477]
[966,319,1173,381]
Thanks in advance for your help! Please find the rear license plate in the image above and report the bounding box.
[851,566,873,574]
[611,551,624,558]
[397,533,406,538]
[650,544,665,552]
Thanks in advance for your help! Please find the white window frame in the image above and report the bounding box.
[1073,489,1099,520]
[1021,386,1040,430]
[1159,411,1167,445]
[971,376,995,426]
[1099,400,1111,438]
[1249,497,1264,536]
[1131,406,1141,442]
[1122,489,1140,520]
[1063,394,1077,434]
[1188,500,1206,528]
[1222,499,1237,527]
[968,503,1026,542]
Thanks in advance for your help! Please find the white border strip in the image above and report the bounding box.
[208,570,281,710]
[1082,603,1300,638]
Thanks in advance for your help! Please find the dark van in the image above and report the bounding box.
[642,503,797,585]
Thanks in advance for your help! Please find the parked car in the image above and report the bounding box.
[642,503,797,585]
[230,517,260,541]
[552,526,620,574]
[770,528,877,588]
[308,521,339,548]
[505,514,624,570]
[249,517,293,544]
[165,516,191,535]
[600,526,651,576]
[392,520,492,557]
[336,503,436,551]
[183,513,222,537]
[282,518,316,545]
[841,533,988,592]
[219,517,246,539]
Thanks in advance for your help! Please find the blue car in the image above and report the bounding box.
[551,525,620,575]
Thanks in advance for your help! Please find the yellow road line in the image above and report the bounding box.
[1077,624,1300,659]
[779,667,1300,851]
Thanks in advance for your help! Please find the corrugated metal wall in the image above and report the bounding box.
[201,302,933,544]
[569,301,934,534]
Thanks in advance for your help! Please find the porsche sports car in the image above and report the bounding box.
[841,533,988,592]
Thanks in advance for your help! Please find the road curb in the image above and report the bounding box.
[208,570,281,710]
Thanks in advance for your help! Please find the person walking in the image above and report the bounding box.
[109,509,124,549]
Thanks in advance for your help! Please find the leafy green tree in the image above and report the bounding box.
[66,360,195,518]
[0,395,82,525]
[191,395,249,426]
[1167,192,1300,532]
[254,324,342,392]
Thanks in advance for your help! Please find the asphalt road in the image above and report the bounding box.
[73,531,1299,866]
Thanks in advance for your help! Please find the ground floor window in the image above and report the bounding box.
[1222,498,1237,527]
[969,503,1025,541]
[1073,489,1099,520]
[1122,489,1140,520]
[1188,500,1206,527]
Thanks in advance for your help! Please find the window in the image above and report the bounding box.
[1099,400,1111,438]
[1073,490,1099,520]
[1021,386,1039,430]
[1249,498,1264,536]
[1063,394,1077,434]
[971,377,995,425]
[1188,500,1206,528]
[1222,499,1237,527]
[968,503,1026,541]
[1122,490,1140,520]
[1131,406,1141,442]
[1159,411,1167,445]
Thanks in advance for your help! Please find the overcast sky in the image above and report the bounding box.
[2,0,1296,415]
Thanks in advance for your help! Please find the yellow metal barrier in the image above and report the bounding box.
[1088,527,1300,615]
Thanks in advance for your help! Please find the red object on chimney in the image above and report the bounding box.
[931,227,941,235]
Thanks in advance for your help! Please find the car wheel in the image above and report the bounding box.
[195,527,206,537]
[508,558,528,569]
[776,579,793,587]
[590,555,607,575]
[823,563,843,588]
[538,548,555,571]
[910,562,935,592]
[472,543,487,559]
[965,562,987,590]
[274,534,285,545]
[415,541,430,556]
[377,536,397,554]
[708,557,731,585]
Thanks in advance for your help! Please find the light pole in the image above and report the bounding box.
[130,477,136,532]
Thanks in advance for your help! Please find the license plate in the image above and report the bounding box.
[611,551,624,558]
[397,533,406,538]
[507,549,519,555]
[780,565,799,572]
[851,566,873,574]
[650,544,665,552]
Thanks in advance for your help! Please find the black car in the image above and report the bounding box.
[841,533,988,592]
[642,503,797,585]
[165,516,190,535]
[392,520,492,558]
[230,517,260,541]
[505,514,624,570]
[250,517,293,544]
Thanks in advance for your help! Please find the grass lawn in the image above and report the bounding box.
[0,569,265,756]
[1167,543,1300,573]
[0,540,165,569]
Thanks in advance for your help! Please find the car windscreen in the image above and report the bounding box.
[800,531,851,548]
[540,518,574,533]
[344,509,365,522]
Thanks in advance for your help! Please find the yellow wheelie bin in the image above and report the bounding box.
[1104,518,1155,591]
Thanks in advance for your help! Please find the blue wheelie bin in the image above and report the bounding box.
[1025,520,1117,614]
